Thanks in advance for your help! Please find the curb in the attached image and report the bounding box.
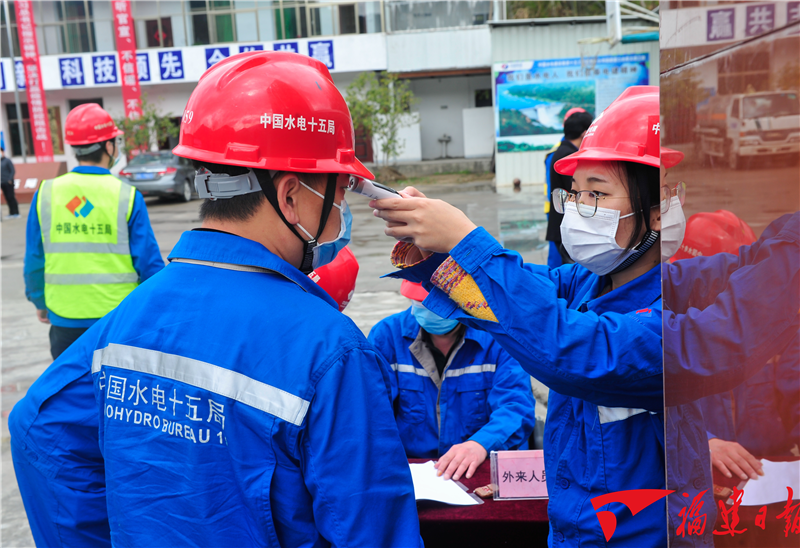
[387,180,496,194]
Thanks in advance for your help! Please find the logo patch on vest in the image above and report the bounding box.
[66,196,94,218]
[635,308,652,317]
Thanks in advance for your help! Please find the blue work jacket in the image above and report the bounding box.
[700,335,799,457]
[389,227,665,548]
[24,166,164,327]
[10,230,421,548]
[368,308,536,458]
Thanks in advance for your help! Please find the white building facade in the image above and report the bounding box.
[1,0,498,170]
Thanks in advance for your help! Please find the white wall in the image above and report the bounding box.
[0,33,387,94]
[1,82,197,169]
[661,2,794,50]
[386,26,491,72]
[462,107,494,158]
[410,74,491,160]
[372,119,422,165]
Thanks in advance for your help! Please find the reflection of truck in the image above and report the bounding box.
[694,91,800,169]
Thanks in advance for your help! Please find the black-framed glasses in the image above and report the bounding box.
[660,181,686,214]
[552,188,630,218]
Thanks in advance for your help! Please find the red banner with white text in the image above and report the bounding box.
[14,0,54,162]
[113,0,142,120]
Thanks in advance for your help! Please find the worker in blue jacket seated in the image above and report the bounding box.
[372,86,681,547]
[369,279,536,480]
[9,51,421,548]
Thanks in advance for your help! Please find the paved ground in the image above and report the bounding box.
[0,181,548,547]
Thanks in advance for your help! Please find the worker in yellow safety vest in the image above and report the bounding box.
[24,103,164,359]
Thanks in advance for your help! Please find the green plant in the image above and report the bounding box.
[506,1,657,20]
[345,71,419,166]
[661,68,710,144]
[114,94,179,157]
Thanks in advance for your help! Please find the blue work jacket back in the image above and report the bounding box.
[700,335,799,458]
[368,308,536,458]
[389,227,665,547]
[10,230,421,548]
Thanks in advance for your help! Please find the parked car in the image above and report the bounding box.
[118,151,195,201]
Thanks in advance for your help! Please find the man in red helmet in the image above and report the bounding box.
[23,103,163,359]
[10,52,421,548]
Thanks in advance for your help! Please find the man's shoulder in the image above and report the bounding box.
[553,142,578,162]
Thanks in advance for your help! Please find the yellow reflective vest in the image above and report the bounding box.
[37,172,138,319]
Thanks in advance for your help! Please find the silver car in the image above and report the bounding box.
[118,152,195,202]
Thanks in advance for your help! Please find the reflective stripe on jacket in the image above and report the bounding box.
[10,230,422,548]
[368,308,536,458]
[37,172,137,319]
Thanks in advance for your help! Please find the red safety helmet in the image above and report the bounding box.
[64,103,124,146]
[308,246,359,312]
[173,51,373,180]
[400,280,429,302]
[555,86,684,176]
[672,210,757,261]
[563,107,587,124]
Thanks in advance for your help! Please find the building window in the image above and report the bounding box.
[131,1,380,46]
[1,2,20,58]
[387,1,490,32]
[717,49,770,95]
[6,103,33,158]
[5,104,64,157]
[2,0,384,56]
[475,89,492,108]
[68,98,104,111]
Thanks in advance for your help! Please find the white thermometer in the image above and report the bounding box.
[347,176,403,200]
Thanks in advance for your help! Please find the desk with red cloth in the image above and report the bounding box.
[409,458,549,547]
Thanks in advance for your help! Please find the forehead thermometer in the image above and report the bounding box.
[347,176,402,200]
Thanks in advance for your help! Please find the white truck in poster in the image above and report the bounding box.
[694,91,800,169]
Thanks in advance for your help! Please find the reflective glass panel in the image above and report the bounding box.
[661,3,800,547]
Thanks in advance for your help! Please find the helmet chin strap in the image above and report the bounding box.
[255,170,338,274]
[609,230,659,275]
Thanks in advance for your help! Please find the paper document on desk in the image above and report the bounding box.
[739,460,800,506]
[409,461,482,506]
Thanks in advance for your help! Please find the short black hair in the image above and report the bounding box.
[75,139,113,164]
[194,160,267,223]
[564,111,594,140]
[611,161,660,250]
[193,161,330,223]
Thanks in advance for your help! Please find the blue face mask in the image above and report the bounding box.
[410,300,460,335]
[296,181,352,270]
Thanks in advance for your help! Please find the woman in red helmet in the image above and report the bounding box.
[373,86,682,547]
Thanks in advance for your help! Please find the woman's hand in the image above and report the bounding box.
[370,187,477,254]
[708,438,764,480]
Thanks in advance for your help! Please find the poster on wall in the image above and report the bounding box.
[493,54,649,153]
